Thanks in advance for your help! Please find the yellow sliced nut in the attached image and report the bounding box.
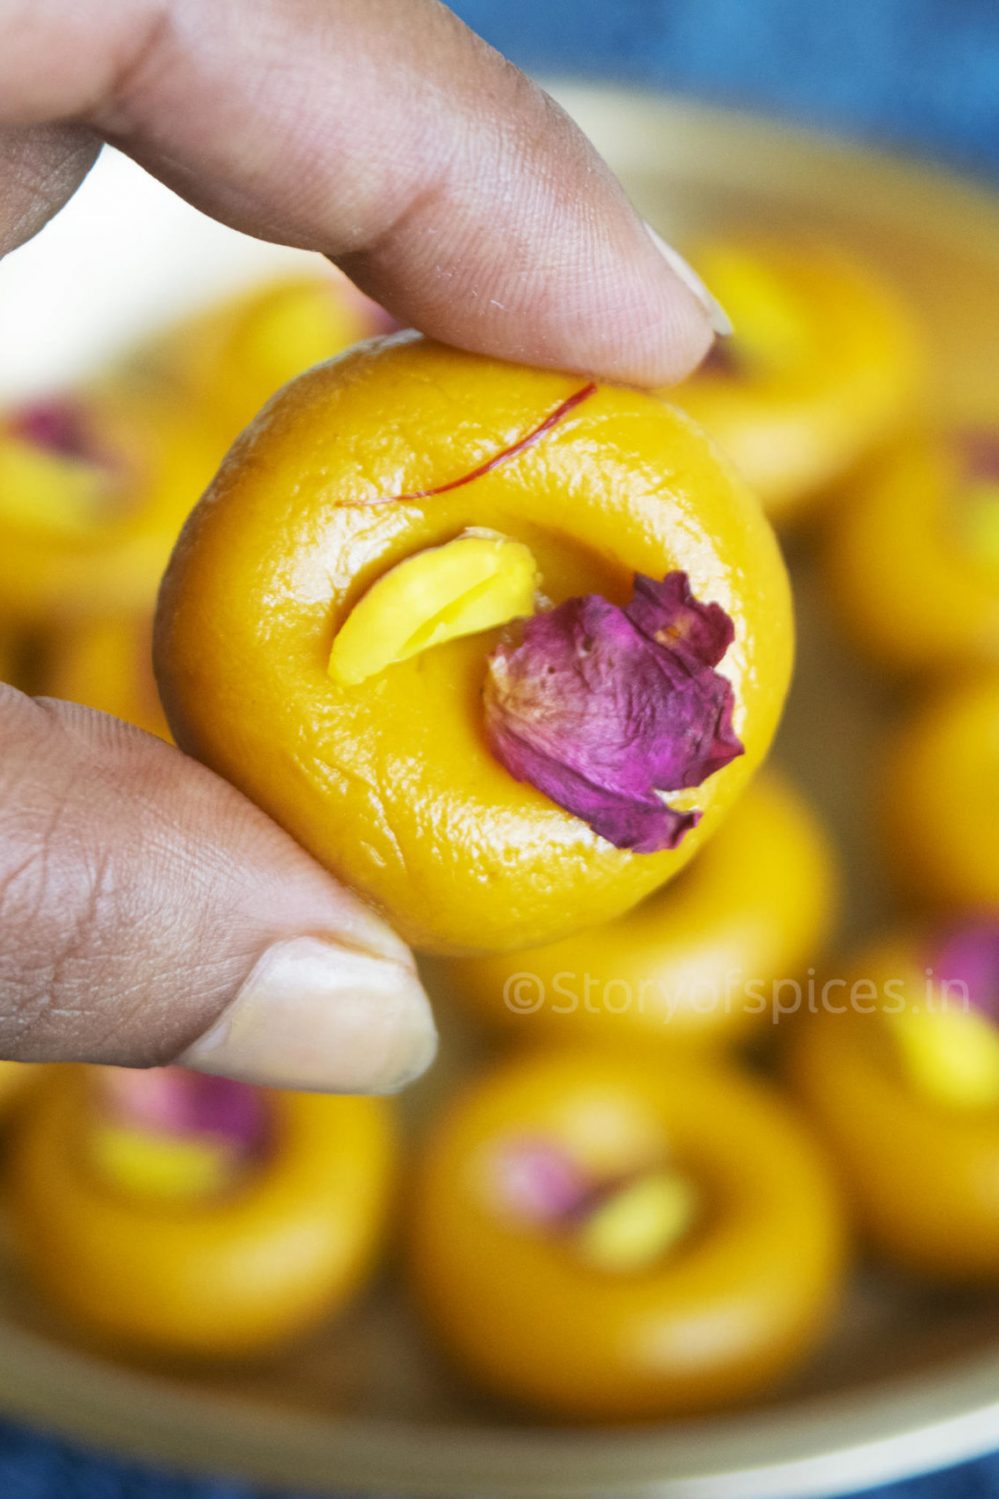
[886,1005,999,1110]
[964,481,999,579]
[697,244,810,374]
[88,1123,238,1203]
[0,440,108,539]
[328,528,538,686]
[575,1170,700,1274]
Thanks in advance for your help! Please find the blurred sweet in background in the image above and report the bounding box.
[117,274,395,448]
[43,611,169,740]
[0,389,217,627]
[433,773,838,1048]
[7,1065,397,1358]
[882,673,999,913]
[0,1062,42,1117]
[826,428,999,674]
[670,237,926,527]
[787,918,999,1282]
[408,1048,847,1418]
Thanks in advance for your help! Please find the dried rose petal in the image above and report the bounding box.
[926,919,999,1023]
[958,429,999,481]
[487,1137,591,1225]
[484,571,743,853]
[99,1066,269,1159]
[8,399,101,463]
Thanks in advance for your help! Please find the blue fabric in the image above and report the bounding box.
[9,0,999,1494]
[1,1408,998,1499]
[452,0,999,177]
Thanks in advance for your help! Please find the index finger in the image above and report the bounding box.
[0,0,722,384]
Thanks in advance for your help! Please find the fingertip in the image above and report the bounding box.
[179,936,438,1095]
[545,220,724,386]
[643,226,734,339]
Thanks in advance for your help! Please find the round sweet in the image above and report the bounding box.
[0,632,14,685]
[408,1049,846,1419]
[0,1061,41,1115]
[0,389,218,628]
[0,630,44,693]
[882,674,999,912]
[825,430,999,674]
[434,774,838,1047]
[671,238,925,527]
[155,333,793,954]
[123,272,393,448]
[786,929,999,1282]
[45,612,170,740]
[7,1067,396,1357]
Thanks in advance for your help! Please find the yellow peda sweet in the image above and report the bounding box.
[826,429,999,674]
[672,238,925,526]
[156,334,793,953]
[434,773,837,1045]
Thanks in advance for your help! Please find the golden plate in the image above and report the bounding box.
[3,83,999,1498]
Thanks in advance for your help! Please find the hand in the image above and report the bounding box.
[0,0,722,1093]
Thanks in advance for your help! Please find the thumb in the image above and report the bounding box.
[0,687,436,1093]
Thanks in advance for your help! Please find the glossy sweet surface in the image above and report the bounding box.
[155,334,793,953]
[7,1067,396,1357]
[672,238,925,526]
[882,673,999,911]
[826,431,999,674]
[434,773,837,1046]
[409,1049,846,1420]
[787,932,999,1282]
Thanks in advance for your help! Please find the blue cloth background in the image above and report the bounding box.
[12,1,999,1495]
[456,0,999,177]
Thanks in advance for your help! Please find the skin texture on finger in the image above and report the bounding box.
[0,687,436,1092]
[0,123,100,255]
[0,0,714,384]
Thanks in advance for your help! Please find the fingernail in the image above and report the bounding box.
[180,937,437,1094]
[644,225,733,337]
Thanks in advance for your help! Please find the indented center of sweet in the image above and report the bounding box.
[88,1067,271,1204]
[327,528,539,685]
[962,484,999,580]
[890,920,999,1109]
[693,246,809,377]
[957,432,999,580]
[488,1136,700,1274]
[885,1006,999,1110]
[1,398,122,537]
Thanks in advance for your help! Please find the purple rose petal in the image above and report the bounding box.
[958,430,999,482]
[926,919,999,1023]
[99,1067,270,1160]
[488,1137,591,1225]
[9,398,100,463]
[484,571,743,853]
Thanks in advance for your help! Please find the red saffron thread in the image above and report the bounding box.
[371,381,597,505]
